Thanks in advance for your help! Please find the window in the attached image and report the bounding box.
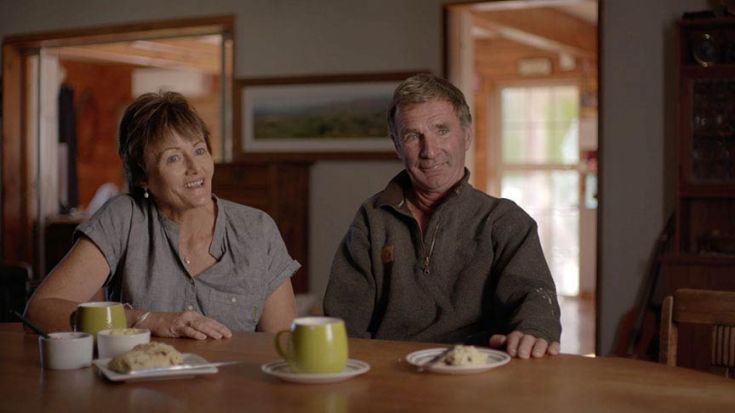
[497,85,581,296]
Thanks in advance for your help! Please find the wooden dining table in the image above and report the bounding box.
[0,323,733,412]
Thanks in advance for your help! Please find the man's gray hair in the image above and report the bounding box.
[388,73,472,140]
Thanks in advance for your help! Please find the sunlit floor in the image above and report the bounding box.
[559,295,596,355]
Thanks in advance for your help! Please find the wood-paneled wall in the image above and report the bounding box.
[212,161,312,293]
[60,60,132,208]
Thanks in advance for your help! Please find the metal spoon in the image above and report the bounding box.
[126,360,245,375]
[12,310,50,339]
[417,347,453,372]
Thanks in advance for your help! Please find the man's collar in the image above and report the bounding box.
[375,168,471,210]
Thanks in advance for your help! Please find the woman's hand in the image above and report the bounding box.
[140,311,232,340]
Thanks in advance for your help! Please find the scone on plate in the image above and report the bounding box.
[107,341,184,373]
[441,345,487,366]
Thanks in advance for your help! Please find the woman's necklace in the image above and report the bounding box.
[181,234,203,267]
[180,215,215,270]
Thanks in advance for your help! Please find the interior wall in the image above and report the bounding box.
[0,0,446,76]
[600,0,709,354]
[309,161,402,301]
[60,60,132,208]
[0,0,713,354]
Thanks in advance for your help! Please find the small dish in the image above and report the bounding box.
[39,332,94,370]
[96,328,150,359]
[405,347,511,375]
[261,359,370,384]
[93,353,217,382]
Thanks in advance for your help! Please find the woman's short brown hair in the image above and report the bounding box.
[118,91,211,197]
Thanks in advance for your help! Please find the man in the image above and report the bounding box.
[323,73,561,358]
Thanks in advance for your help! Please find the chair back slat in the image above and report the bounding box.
[712,325,735,368]
[660,288,735,378]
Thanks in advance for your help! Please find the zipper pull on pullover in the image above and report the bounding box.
[423,223,440,275]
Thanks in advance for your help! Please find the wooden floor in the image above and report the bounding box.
[559,295,596,355]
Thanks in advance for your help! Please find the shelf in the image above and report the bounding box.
[681,64,735,75]
[691,134,735,140]
[678,186,735,198]
[661,254,735,266]
[679,16,735,27]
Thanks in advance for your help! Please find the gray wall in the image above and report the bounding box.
[599,0,708,354]
[310,161,402,299]
[0,0,445,75]
[0,0,710,354]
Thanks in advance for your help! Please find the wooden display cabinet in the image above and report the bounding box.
[675,18,735,252]
[661,17,735,373]
[672,17,735,259]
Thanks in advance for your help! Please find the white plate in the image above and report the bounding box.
[261,359,370,384]
[93,353,218,382]
[405,347,511,374]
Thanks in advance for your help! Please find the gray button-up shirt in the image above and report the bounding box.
[76,194,300,331]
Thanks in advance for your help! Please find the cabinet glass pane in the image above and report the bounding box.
[690,79,735,183]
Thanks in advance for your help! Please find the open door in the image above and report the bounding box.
[2,16,234,280]
[445,0,598,355]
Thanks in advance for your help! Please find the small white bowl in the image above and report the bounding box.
[96,328,151,359]
[39,332,94,370]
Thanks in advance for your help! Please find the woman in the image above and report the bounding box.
[26,92,299,339]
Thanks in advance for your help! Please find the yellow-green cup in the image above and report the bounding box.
[275,317,348,373]
[70,302,127,336]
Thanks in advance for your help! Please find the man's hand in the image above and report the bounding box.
[489,331,560,359]
[140,311,232,340]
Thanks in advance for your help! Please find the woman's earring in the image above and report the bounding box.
[144,189,149,199]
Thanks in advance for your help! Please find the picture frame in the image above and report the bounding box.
[233,72,424,160]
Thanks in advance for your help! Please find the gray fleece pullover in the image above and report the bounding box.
[323,170,561,344]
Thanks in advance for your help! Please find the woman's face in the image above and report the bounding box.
[141,131,214,218]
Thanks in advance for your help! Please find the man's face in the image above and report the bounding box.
[393,99,471,196]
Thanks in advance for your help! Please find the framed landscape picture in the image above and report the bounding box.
[234,72,423,159]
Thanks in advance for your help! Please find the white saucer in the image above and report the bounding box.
[405,347,511,375]
[261,359,370,384]
[93,353,218,382]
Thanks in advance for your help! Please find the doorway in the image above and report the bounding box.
[2,16,234,280]
[445,1,598,355]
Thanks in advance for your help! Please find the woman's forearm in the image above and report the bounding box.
[24,238,111,333]
[25,297,80,333]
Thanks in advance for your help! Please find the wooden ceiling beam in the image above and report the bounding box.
[473,8,596,58]
[56,40,220,74]
[473,37,597,79]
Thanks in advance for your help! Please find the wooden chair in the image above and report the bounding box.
[0,261,31,322]
[660,288,735,378]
